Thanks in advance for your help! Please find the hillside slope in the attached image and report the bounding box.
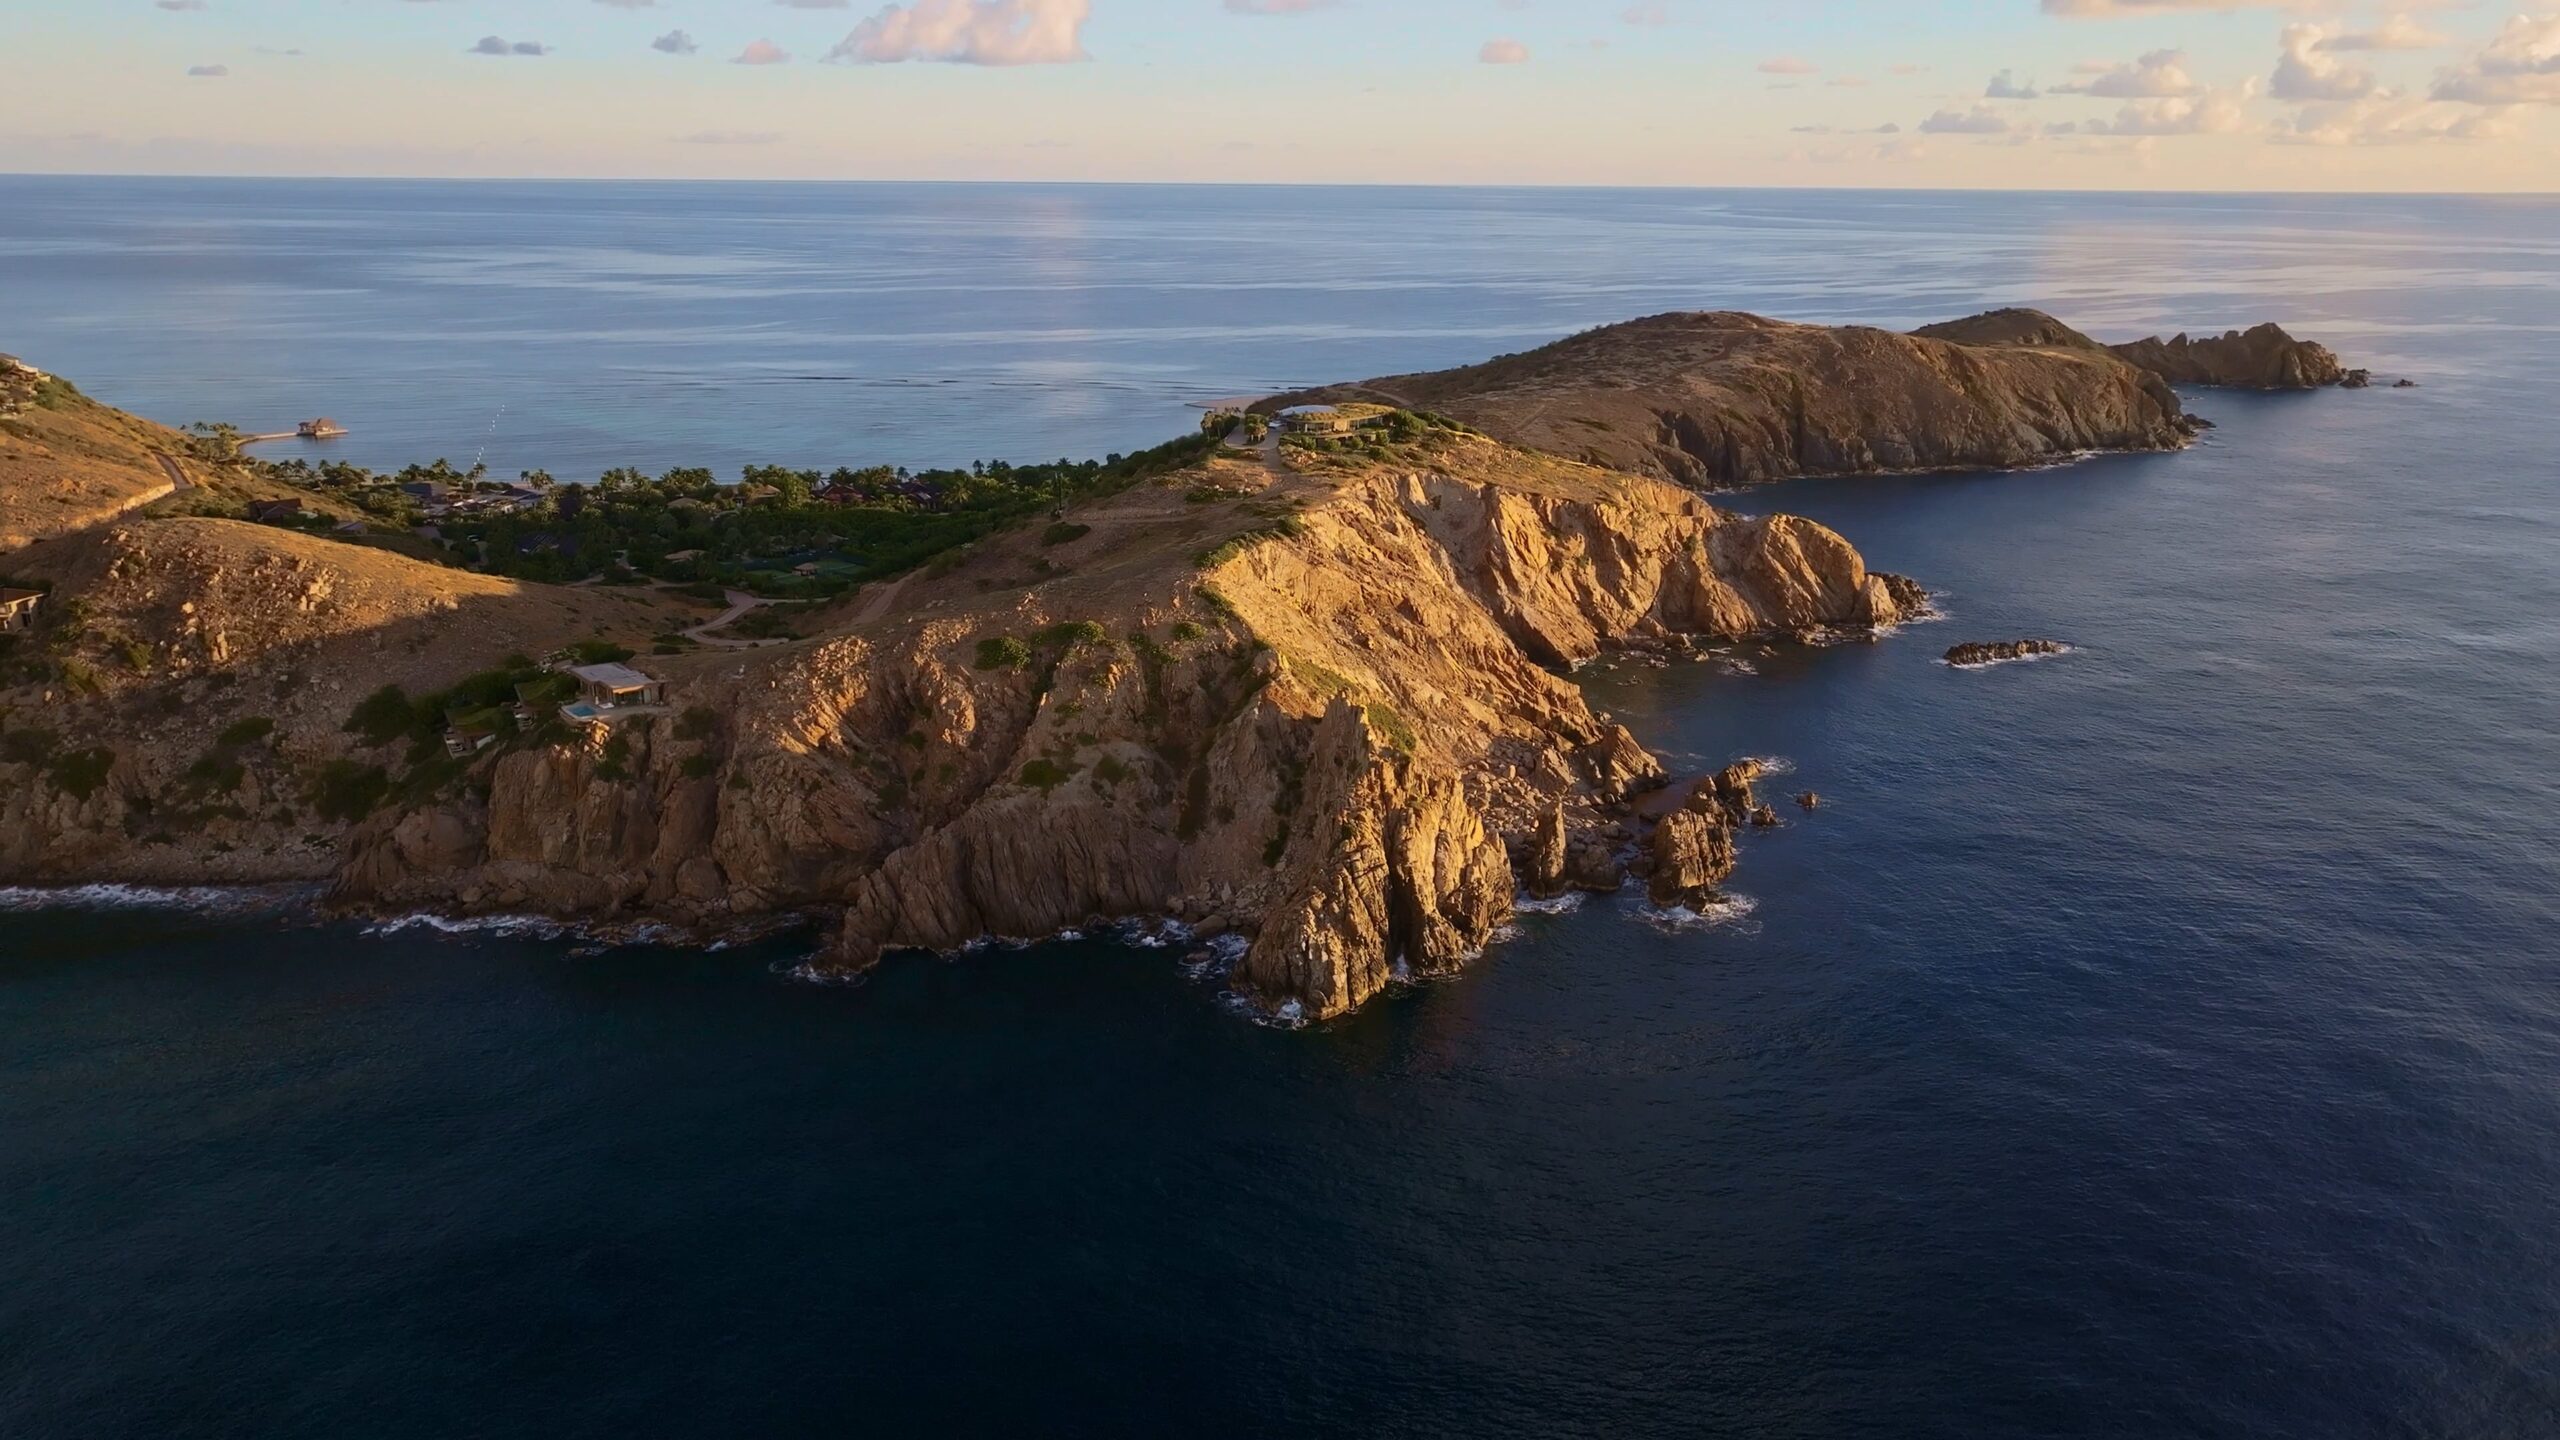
[1256,311,2197,487]
[0,358,189,550]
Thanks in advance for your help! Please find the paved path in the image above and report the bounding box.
[149,452,193,492]
[682,588,772,647]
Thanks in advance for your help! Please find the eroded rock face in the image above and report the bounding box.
[10,421,1912,1022]
[1647,810,1735,909]
[2107,324,2353,391]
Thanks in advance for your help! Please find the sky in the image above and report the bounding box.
[1,1,2556,189]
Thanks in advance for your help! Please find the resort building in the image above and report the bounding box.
[1276,405,1356,436]
[0,588,43,633]
[560,662,667,726]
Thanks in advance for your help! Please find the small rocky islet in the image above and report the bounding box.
[1944,639,2070,668]
[0,306,2355,1021]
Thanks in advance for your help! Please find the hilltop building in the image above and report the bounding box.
[0,588,44,633]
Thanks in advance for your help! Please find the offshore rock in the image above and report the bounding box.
[1647,809,1736,909]
[1945,639,2066,667]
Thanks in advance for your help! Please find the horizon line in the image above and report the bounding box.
[3,171,2557,201]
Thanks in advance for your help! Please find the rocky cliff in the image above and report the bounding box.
[1910,308,2360,391]
[325,435,1912,1018]
[3,403,1916,1021]
[1255,310,2201,487]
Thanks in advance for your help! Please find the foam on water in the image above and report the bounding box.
[0,883,313,916]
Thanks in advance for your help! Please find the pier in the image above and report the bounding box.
[240,418,348,445]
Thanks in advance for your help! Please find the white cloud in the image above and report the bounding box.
[1986,69,2041,99]
[468,37,550,57]
[2055,48,2201,97]
[1480,38,1530,64]
[733,39,790,64]
[1757,56,1817,75]
[651,29,698,54]
[2274,93,2522,144]
[827,0,1090,65]
[186,63,228,77]
[2043,0,2333,14]
[2316,15,2450,52]
[2431,14,2560,105]
[1919,105,2014,133]
[2274,25,2375,102]
[2082,79,2258,133]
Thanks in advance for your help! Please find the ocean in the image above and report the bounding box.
[3,178,2558,1438]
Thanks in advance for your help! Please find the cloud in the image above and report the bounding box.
[651,29,698,54]
[2042,0,2334,14]
[1919,105,2013,134]
[2431,14,2560,105]
[156,0,209,10]
[1226,0,1339,11]
[1619,2,1672,25]
[675,131,785,145]
[186,64,229,77]
[2273,25,2375,102]
[2053,48,2200,96]
[733,39,790,64]
[1985,69,2041,99]
[2316,15,2450,52]
[468,37,550,57]
[1480,38,1530,64]
[2079,80,2258,133]
[826,0,1091,65]
[1757,56,1817,75]
[2274,93,2522,144]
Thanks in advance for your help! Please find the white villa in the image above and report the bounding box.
[560,662,666,726]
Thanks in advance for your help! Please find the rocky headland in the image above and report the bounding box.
[1911,307,2366,391]
[0,308,2352,1020]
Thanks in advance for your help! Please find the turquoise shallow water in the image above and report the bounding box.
[3,181,2558,1438]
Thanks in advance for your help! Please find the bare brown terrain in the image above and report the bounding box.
[0,360,190,550]
[1257,310,2199,487]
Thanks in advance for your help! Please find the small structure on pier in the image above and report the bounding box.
[297,418,347,439]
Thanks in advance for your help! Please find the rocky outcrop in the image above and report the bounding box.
[323,441,1911,1020]
[1258,310,2200,487]
[2107,323,2356,391]
[1912,309,2359,392]
[1944,639,2066,667]
[1646,809,1735,909]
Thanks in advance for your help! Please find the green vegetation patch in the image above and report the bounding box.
[1363,702,1420,758]
[310,759,389,822]
[1017,758,1079,791]
[974,636,1032,671]
[48,747,116,800]
[1040,521,1091,547]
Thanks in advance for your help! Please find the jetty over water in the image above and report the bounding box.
[240,418,349,445]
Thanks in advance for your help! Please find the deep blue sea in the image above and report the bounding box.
[4,179,2558,1438]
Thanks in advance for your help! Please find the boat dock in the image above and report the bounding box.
[240,418,349,445]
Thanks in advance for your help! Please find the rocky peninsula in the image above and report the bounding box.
[0,307,2353,1020]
